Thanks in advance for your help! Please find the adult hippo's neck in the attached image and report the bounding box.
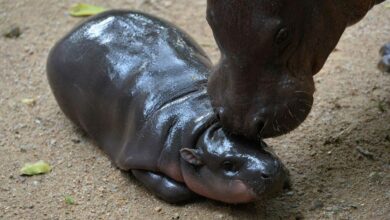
[336,0,382,25]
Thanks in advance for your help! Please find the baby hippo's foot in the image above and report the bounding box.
[378,43,390,73]
[131,170,197,203]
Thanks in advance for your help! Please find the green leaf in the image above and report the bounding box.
[65,195,75,205]
[385,3,390,8]
[69,3,107,17]
[20,161,52,176]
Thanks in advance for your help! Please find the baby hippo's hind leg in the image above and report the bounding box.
[131,170,197,203]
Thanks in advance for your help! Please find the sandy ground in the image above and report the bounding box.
[0,0,389,219]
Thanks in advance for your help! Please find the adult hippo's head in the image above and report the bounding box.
[206,0,383,139]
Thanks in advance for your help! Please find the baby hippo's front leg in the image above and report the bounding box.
[131,170,197,203]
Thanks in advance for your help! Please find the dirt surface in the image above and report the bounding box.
[1,0,389,219]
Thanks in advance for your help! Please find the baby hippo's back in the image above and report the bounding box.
[47,10,212,166]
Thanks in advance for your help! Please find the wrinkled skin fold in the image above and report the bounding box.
[206,0,385,139]
[46,10,289,204]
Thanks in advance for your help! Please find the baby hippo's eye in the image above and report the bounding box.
[222,160,238,173]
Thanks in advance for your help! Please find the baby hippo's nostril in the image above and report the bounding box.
[261,173,271,179]
[259,159,281,180]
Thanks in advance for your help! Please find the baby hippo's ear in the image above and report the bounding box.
[180,148,204,166]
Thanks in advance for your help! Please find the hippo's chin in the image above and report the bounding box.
[183,174,258,204]
[214,180,258,204]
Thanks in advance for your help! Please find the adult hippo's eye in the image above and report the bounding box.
[275,27,290,45]
[222,160,238,173]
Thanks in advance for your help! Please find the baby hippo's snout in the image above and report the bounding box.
[247,154,290,198]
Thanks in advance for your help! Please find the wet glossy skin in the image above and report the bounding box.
[206,0,385,139]
[47,10,288,204]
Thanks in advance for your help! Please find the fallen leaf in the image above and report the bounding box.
[385,3,390,8]
[20,161,52,176]
[65,195,75,205]
[69,3,107,17]
[21,98,36,106]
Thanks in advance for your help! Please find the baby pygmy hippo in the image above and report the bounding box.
[47,10,288,203]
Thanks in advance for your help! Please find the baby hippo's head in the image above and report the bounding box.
[180,125,289,204]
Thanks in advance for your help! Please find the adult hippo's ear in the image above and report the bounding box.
[180,148,204,166]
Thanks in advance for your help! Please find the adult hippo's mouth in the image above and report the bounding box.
[206,0,384,139]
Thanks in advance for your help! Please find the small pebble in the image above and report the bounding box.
[379,43,390,56]
[350,204,358,209]
[286,191,294,196]
[378,43,390,73]
[369,172,383,183]
[154,206,162,212]
[356,146,375,160]
[3,26,22,38]
[216,214,224,219]
[172,213,180,219]
[310,200,324,210]
[71,139,81,144]
[295,212,304,220]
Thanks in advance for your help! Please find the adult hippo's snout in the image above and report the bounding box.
[211,69,315,138]
[206,0,384,139]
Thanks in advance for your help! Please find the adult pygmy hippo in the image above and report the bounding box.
[206,0,386,139]
[47,10,288,204]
